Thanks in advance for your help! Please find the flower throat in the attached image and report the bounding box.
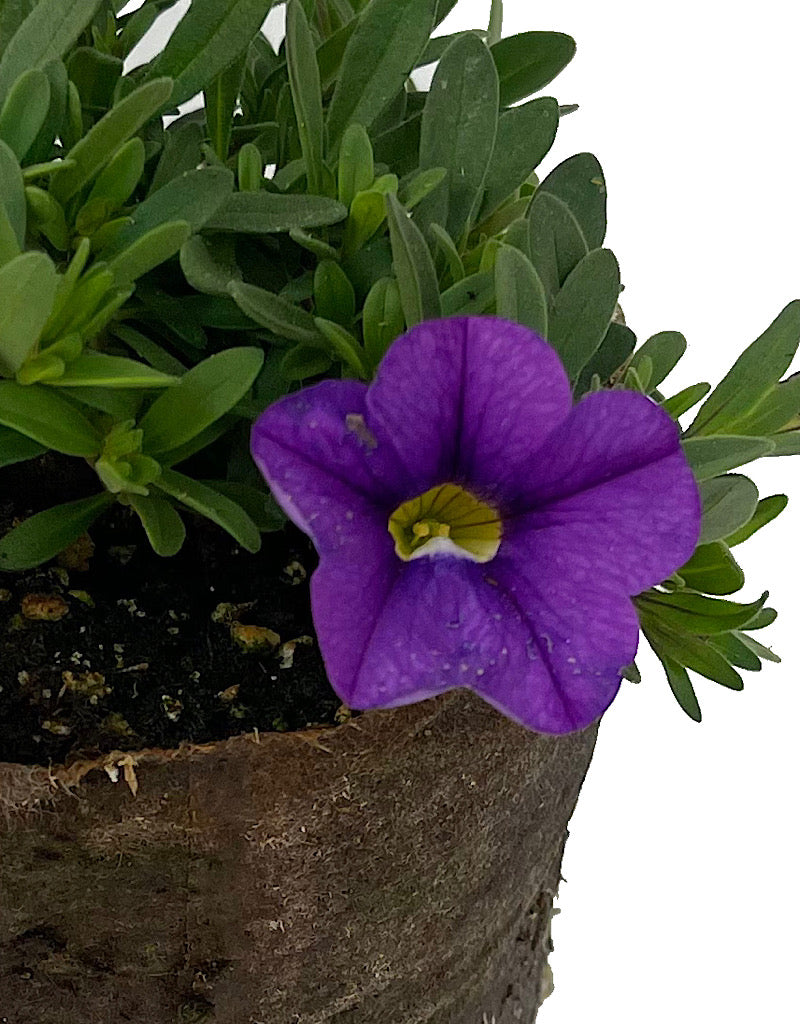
[388,483,502,563]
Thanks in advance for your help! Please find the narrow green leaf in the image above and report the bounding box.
[51,77,174,204]
[768,430,800,456]
[417,32,499,241]
[491,31,576,107]
[0,424,45,468]
[0,251,57,376]
[384,191,441,327]
[0,137,24,252]
[25,58,68,166]
[538,153,606,250]
[688,300,800,436]
[708,632,762,673]
[144,0,276,109]
[734,630,781,664]
[575,322,636,394]
[101,166,234,257]
[494,243,547,337]
[128,493,186,557]
[286,0,325,195]
[147,120,204,196]
[314,259,356,324]
[48,353,178,389]
[140,347,264,456]
[67,46,122,111]
[430,222,465,282]
[314,316,368,377]
[726,494,789,547]
[362,276,404,369]
[179,233,242,297]
[480,96,559,218]
[229,280,323,344]
[732,372,800,436]
[0,0,101,107]
[646,634,702,722]
[548,248,621,381]
[280,343,333,380]
[204,190,347,233]
[85,136,145,214]
[440,271,494,316]
[698,474,759,545]
[661,381,711,419]
[682,435,774,481]
[199,480,285,531]
[155,468,261,552]
[204,52,246,162]
[527,190,588,300]
[338,122,373,209]
[326,0,436,151]
[0,492,112,571]
[663,632,745,690]
[106,220,192,287]
[679,541,744,596]
[0,67,49,161]
[0,380,102,454]
[638,589,769,636]
[628,330,687,390]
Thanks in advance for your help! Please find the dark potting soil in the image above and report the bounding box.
[0,454,346,767]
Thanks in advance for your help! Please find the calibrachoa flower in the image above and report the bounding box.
[251,317,701,734]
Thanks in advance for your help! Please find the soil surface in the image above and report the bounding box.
[0,455,344,766]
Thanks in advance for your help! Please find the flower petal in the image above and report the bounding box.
[507,390,701,593]
[250,379,407,553]
[366,317,572,497]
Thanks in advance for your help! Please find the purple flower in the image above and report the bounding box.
[251,317,700,734]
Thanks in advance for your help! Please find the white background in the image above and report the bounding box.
[129,2,800,1021]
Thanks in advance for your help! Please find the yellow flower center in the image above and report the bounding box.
[388,483,502,563]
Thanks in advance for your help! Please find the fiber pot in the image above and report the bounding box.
[0,689,596,1024]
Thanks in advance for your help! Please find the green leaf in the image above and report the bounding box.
[628,331,686,390]
[0,380,102,454]
[326,0,436,151]
[286,0,324,195]
[229,280,323,344]
[384,191,441,327]
[527,190,588,301]
[638,589,769,637]
[687,300,800,436]
[101,166,234,257]
[204,52,246,162]
[67,46,122,112]
[280,343,333,380]
[480,96,559,218]
[179,233,242,297]
[0,492,112,571]
[429,222,464,282]
[708,632,762,673]
[661,381,711,419]
[547,248,621,382]
[743,607,777,631]
[575,322,636,394]
[148,120,203,196]
[662,631,745,690]
[491,31,576,107]
[48,352,177,389]
[0,424,45,468]
[726,493,789,547]
[144,0,275,109]
[84,136,145,215]
[140,346,264,456]
[734,630,780,664]
[314,316,368,377]
[494,243,547,337]
[417,32,499,241]
[337,122,374,209]
[0,251,57,376]
[128,492,186,557]
[646,635,702,722]
[538,152,606,250]
[440,271,494,316]
[0,66,49,161]
[698,473,759,544]
[105,219,192,286]
[199,480,285,531]
[731,372,800,436]
[682,435,774,481]
[362,276,404,369]
[314,259,355,324]
[342,188,387,254]
[51,77,174,205]
[768,429,800,456]
[155,468,261,552]
[0,137,24,255]
[0,0,101,107]
[204,190,347,233]
[679,541,744,596]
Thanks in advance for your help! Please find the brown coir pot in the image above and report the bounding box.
[0,689,596,1024]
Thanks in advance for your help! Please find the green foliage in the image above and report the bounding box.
[0,0,795,738]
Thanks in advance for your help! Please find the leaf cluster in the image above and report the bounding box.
[0,0,798,725]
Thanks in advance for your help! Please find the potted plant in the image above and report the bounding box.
[0,1,797,1022]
